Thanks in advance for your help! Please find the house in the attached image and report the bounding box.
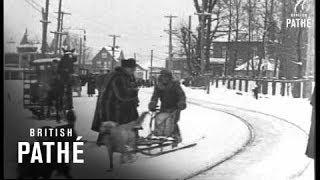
[164,40,264,78]
[91,47,125,72]
[135,64,148,80]
[211,41,264,75]
[208,57,226,77]
[168,56,188,79]
[149,66,166,80]
[166,56,226,78]
[15,29,41,68]
[234,56,279,78]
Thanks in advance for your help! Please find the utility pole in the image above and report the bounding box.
[188,15,192,75]
[57,11,71,54]
[82,29,86,65]
[79,37,82,65]
[109,34,120,70]
[40,0,50,55]
[50,0,70,55]
[164,15,177,70]
[195,9,213,74]
[54,0,62,54]
[150,49,154,81]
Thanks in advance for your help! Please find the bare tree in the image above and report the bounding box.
[193,0,228,74]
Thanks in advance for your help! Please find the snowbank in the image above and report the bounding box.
[183,85,313,132]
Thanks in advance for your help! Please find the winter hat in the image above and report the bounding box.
[159,69,173,79]
[121,58,137,68]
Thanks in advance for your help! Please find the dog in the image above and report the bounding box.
[17,110,76,179]
[99,112,149,171]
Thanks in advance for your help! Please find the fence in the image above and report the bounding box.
[207,76,315,98]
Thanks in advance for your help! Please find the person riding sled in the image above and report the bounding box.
[91,58,139,145]
[148,70,186,145]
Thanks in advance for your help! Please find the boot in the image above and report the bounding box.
[172,125,182,148]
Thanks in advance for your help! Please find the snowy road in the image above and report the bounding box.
[187,98,311,180]
[4,81,313,179]
[69,88,252,179]
[134,88,313,180]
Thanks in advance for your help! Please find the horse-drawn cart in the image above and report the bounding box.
[23,51,78,120]
[23,58,61,119]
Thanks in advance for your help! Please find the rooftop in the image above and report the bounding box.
[235,56,276,71]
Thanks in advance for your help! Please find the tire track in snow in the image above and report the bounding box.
[187,97,310,180]
[182,100,256,180]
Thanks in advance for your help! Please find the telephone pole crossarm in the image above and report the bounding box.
[108,34,121,70]
[164,15,178,71]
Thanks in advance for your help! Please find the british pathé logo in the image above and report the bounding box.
[286,0,312,28]
[294,0,307,12]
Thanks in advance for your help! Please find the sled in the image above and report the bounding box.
[132,110,201,156]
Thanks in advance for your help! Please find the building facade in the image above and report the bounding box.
[135,64,147,80]
[91,47,124,72]
[211,41,264,75]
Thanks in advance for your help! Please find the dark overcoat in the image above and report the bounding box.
[150,81,186,113]
[95,73,109,94]
[91,67,139,132]
[87,75,96,95]
[306,90,315,159]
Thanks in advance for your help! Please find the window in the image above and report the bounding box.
[252,47,258,57]
[5,72,10,80]
[101,52,108,59]
[221,46,227,58]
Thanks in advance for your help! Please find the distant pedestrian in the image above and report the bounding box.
[252,82,259,99]
[306,88,315,159]
[87,74,96,97]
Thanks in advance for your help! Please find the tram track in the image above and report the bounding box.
[186,97,311,180]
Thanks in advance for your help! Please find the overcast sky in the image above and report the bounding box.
[4,0,198,67]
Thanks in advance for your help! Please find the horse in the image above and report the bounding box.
[56,48,78,116]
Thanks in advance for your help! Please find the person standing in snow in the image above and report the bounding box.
[306,88,315,159]
[148,70,186,145]
[252,81,260,99]
[91,58,139,145]
[87,73,96,97]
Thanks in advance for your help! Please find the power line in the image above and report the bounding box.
[24,0,42,13]
[164,15,178,70]
[29,0,42,8]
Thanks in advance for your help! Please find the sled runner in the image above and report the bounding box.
[131,110,200,156]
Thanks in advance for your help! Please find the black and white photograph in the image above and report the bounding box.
[3,0,316,179]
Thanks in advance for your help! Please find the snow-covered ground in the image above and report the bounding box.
[181,85,314,180]
[4,81,250,179]
[184,84,313,132]
[4,81,314,179]
[112,89,251,179]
